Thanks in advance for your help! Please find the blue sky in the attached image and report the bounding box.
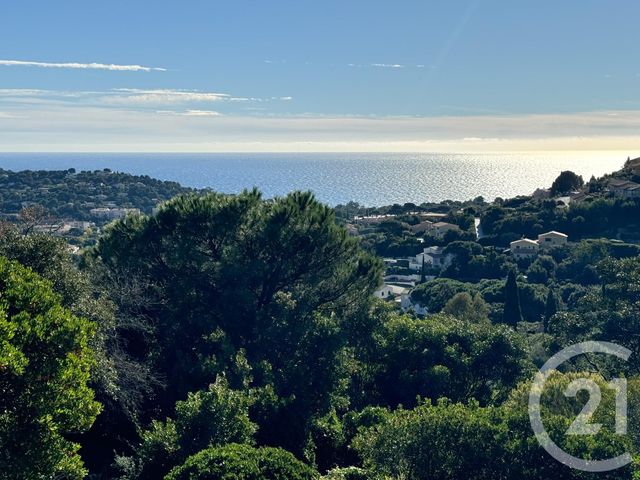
[1,0,639,152]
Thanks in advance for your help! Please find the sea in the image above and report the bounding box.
[0,152,628,206]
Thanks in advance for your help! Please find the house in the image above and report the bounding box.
[410,220,434,234]
[374,284,394,299]
[353,214,395,225]
[569,192,592,204]
[420,212,448,222]
[532,188,551,200]
[374,284,410,300]
[90,207,141,220]
[412,246,453,270]
[608,179,640,199]
[33,223,71,234]
[430,221,460,239]
[66,220,94,230]
[509,238,540,259]
[384,273,422,286]
[538,231,568,249]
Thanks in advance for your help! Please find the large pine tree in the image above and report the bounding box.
[502,270,523,326]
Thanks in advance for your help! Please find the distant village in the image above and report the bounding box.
[345,156,640,316]
[1,158,640,308]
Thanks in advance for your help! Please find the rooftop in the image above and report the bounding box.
[511,238,540,246]
[540,230,568,238]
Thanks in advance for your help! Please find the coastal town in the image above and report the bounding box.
[1,158,640,323]
[342,156,640,319]
[0,159,639,479]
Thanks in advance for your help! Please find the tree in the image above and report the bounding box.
[0,257,100,479]
[0,226,155,473]
[165,444,319,480]
[353,312,530,408]
[355,373,639,480]
[552,256,640,374]
[117,378,257,480]
[502,270,523,326]
[443,292,489,323]
[411,278,477,313]
[550,171,584,195]
[93,190,382,456]
[543,289,558,332]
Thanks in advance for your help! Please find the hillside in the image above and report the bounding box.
[0,168,193,222]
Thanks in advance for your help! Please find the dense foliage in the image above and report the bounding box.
[0,257,100,479]
[165,444,319,480]
[3,164,640,479]
[93,190,382,461]
[0,168,192,220]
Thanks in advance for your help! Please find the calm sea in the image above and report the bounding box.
[0,152,627,206]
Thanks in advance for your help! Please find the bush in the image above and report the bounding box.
[165,443,319,480]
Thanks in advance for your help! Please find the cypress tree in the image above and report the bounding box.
[503,270,523,326]
[420,256,427,283]
[543,289,558,332]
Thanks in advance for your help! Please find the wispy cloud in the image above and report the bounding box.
[109,88,229,104]
[157,109,222,117]
[348,63,430,69]
[0,59,166,72]
[0,88,294,106]
[371,63,405,69]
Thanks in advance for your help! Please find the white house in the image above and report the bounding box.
[90,207,141,220]
[538,231,568,249]
[411,246,453,270]
[354,214,395,225]
[374,284,394,299]
[509,238,540,259]
[374,284,410,300]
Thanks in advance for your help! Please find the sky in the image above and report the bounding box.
[0,0,639,152]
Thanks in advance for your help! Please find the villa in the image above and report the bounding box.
[374,283,411,300]
[509,238,540,259]
[538,231,568,249]
[410,220,434,234]
[569,192,592,204]
[430,221,460,239]
[412,246,453,270]
[510,230,569,259]
[608,179,640,199]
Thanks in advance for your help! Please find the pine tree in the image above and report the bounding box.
[502,270,523,327]
[543,289,558,332]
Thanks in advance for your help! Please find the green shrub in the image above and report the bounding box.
[165,443,319,480]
